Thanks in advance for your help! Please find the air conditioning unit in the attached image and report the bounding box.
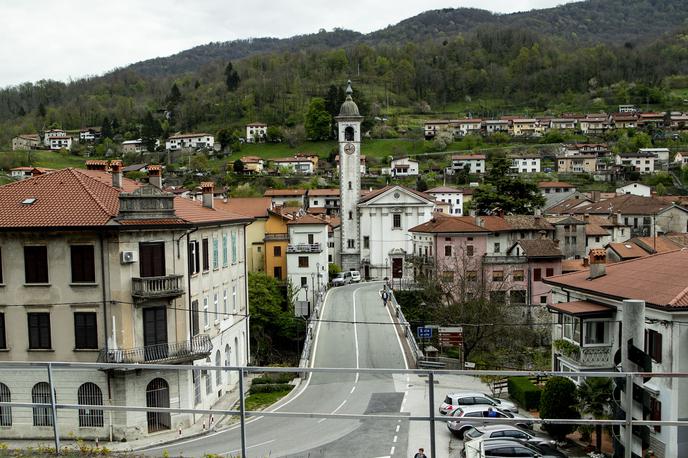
[120,251,138,264]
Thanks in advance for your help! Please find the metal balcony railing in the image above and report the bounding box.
[131,275,184,302]
[287,243,322,253]
[482,255,527,264]
[97,334,212,364]
[264,233,289,241]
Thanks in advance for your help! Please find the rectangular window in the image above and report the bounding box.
[203,297,209,328]
[202,238,209,271]
[0,313,5,349]
[24,245,48,283]
[492,270,504,282]
[191,300,199,335]
[347,239,355,249]
[223,289,228,316]
[308,234,314,245]
[546,268,554,277]
[274,266,282,279]
[490,290,506,303]
[650,397,662,432]
[74,312,97,349]
[300,276,307,287]
[231,232,237,264]
[533,268,542,281]
[393,214,401,229]
[513,270,524,281]
[645,329,662,363]
[466,271,477,282]
[584,321,606,345]
[510,290,526,305]
[493,242,501,253]
[212,238,219,269]
[28,312,51,349]
[540,295,548,304]
[70,245,95,283]
[232,286,237,313]
[466,245,474,257]
[222,233,228,267]
[273,246,281,257]
[213,293,219,321]
[298,256,309,268]
[363,236,370,249]
[445,245,452,257]
[188,240,200,274]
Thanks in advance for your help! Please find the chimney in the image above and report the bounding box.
[475,216,484,227]
[110,160,123,189]
[85,160,108,171]
[534,208,542,216]
[616,211,623,226]
[201,181,215,209]
[31,168,43,177]
[147,165,163,189]
[588,248,606,279]
[584,213,590,222]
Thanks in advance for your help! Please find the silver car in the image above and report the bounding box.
[463,424,555,447]
[446,405,533,438]
[439,391,519,415]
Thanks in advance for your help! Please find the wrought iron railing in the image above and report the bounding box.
[131,275,184,301]
[97,334,212,364]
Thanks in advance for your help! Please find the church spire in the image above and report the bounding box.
[338,79,360,117]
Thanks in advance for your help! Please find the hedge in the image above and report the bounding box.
[508,376,542,411]
[249,383,293,394]
[251,373,296,385]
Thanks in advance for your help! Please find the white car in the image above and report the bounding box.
[440,391,519,415]
[331,271,352,286]
[350,271,361,283]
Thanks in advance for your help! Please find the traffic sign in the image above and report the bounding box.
[417,327,432,339]
[439,326,464,347]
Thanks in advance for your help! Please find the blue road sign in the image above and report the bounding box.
[417,327,432,339]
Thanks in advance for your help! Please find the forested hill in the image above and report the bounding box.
[126,0,687,78]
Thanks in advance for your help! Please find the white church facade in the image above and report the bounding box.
[336,81,435,280]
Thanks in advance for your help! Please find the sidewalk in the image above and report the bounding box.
[0,374,260,455]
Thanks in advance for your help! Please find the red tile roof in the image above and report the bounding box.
[545,249,688,308]
[287,214,328,225]
[215,197,272,219]
[573,195,677,216]
[511,239,563,258]
[264,189,306,197]
[548,300,615,316]
[358,185,435,204]
[308,188,340,196]
[410,214,489,234]
[607,242,648,260]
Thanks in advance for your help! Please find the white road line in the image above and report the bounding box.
[395,424,400,433]
[384,291,409,371]
[393,435,398,443]
[333,399,347,412]
[353,287,360,371]
[390,446,396,455]
[350,386,356,394]
[222,439,275,456]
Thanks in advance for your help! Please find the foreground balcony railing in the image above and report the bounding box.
[131,275,184,302]
[97,334,212,364]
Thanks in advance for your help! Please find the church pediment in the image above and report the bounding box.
[358,186,434,207]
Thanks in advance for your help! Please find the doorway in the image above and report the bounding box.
[143,306,168,361]
[392,258,403,279]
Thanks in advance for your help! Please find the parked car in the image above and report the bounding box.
[350,270,361,283]
[331,271,353,286]
[440,391,519,415]
[446,405,533,438]
[463,424,555,447]
[463,437,566,458]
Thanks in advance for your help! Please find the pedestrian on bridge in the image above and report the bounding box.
[414,448,427,458]
[380,288,389,307]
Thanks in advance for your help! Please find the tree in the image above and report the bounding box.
[100,116,113,140]
[416,176,428,192]
[217,128,233,150]
[248,272,304,364]
[224,61,240,92]
[140,111,161,152]
[167,83,182,107]
[539,376,580,441]
[266,126,283,142]
[472,157,545,215]
[304,98,332,141]
[578,377,612,452]
[233,159,244,174]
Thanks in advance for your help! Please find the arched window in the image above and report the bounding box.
[234,337,240,367]
[215,350,222,385]
[344,126,354,141]
[0,383,11,426]
[32,382,52,426]
[146,378,170,432]
[205,357,212,395]
[77,382,103,427]
[193,369,201,405]
[348,181,352,190]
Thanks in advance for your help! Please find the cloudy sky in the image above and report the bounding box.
[0,0,579,88]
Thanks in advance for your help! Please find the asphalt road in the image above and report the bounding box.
[146,282,409,457]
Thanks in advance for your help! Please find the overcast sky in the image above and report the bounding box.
[0,0,580,88]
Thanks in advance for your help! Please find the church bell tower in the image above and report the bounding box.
[336,80,363,272]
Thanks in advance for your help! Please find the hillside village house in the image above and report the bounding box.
[121,139,145,154]
[271,155,317,174]
[455,118,482,136]
[264,188,307,207]
[11,134,41,151]
[511,119,540,137]
[485,120,510,134]
[509,153,541,174]
[286,215,329,317]
[48,136,72,151]
[9,167,55,180]
[0,163,252,440]
[427,186,464,215]
[579,115,608,134]
[549,118,577,130]
[616,182,652,197]
[545,249,688,458]
[451,154,485,174]
[557,154,597,173]
[423,120,452,139]
[538,181,577,194]
[165,133,214,151]
[611,113,638,129]
[245,123,267,143]
[673,152,688,165]
[79,128,100,143]
[43,129,66,147]
[382,157,419,176]
[239,156,264,174]
[616,151,658,174]
[307,188,340,215]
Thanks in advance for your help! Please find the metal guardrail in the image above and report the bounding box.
[1,363,687,458]
[97,334,212,364]
[389,290,423,364]
[298,286,327,371]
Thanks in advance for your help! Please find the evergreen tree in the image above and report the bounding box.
[167,83,182,108]
[472,156,545,215]
[224,62,241,92]
[217,128,233,150]
[540,377,580,441]
[101,116,113,140]
[38,103,46,118]
[140,111,162,152]
[304,98,332,141]
[233,159,244,174]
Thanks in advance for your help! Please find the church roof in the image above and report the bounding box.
[358,185,435,205]
[338,80,361,117]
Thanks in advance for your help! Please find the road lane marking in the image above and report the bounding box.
[390,446,396,454]
[383,291,409,371]
[393,435,397,443]
[333,399,347,412]
[395,424,400,433]
[353,287,360,371]
[350,386,356,394]
[222,439,275,456]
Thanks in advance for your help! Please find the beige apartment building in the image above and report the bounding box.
[0,162,252,440]
[556,154,597,173]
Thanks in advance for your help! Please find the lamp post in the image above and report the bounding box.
[310,272,315,317]
[303,284,309,318]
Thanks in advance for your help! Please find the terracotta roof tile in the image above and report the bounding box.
[546,249,688,308]
[548,300,615,316]
[287,214,328,225]
[573,195,676,216]
[607,242,648,259]
[504,215,554,231]
[215,197,272,218]
[308,188,340,196]
[410,213,489,234]
[511,239,563,258]
[585,223,609,236]
[264,189,306,197]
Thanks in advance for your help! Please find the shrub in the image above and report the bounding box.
[507,376,542,411]
[249,383,293,394]
[251,373,296,385]
[539,376,580,440]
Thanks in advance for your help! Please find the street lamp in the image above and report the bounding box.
[310,272,315,316]
[303,284,309,318]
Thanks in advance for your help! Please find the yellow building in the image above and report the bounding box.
[264,208,296,280]
[216,197,272,273]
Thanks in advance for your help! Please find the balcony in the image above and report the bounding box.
[287,243,322,253]
[131,275,184,303]
[482,255,527,265]
[555,340,614,368]
[264,233,289,241]
[98,334,212,365]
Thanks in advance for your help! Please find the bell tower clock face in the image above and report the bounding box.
[344,142,355,155]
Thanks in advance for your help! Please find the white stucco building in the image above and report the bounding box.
[427,186,464,215]
[165,133,214,151]
[382,157,419,176]
[451,154,485,174]
[616,182,652,197]
[245,123,267,143]
[286,215,329,316]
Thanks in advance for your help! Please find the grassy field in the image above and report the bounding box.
[0,150,89,170]
[244,387,293,411]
